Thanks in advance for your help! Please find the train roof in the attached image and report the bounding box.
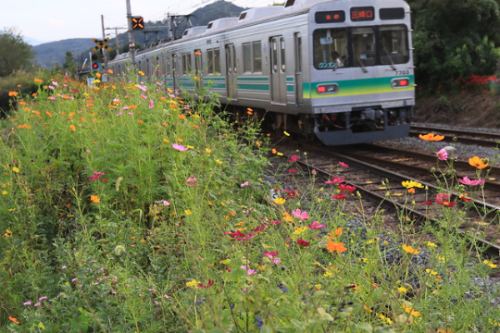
[206,17,239,32]
[238,7,284,22]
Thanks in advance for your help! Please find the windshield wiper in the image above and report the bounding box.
[384,48,397,70]
[357,58,368,73]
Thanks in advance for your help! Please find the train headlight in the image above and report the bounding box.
[317,84,339,94]
[392,78,410,89]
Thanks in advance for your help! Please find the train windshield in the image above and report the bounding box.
[313,25,409,69]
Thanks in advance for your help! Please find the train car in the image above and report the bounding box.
[107,0,415,145]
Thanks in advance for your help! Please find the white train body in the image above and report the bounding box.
[108,0,415,145]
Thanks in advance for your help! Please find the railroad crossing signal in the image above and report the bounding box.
[92,62,102,71]
[131,16,144,30]
[92,38,111,52]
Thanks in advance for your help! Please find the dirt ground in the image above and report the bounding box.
[414,91,500,128]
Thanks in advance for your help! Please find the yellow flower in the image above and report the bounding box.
[484,260,497,268]
[12,167,19,173]
[425,268,438,275]
[284,131,290,136]
[185,209,192,215]
[402,304,421,317]
[425,241,437,248]
[186,279,199,288]
[273,197,286,205]
[293,227,307,235]
[398,286,408,293]
[402,244,420,255]
[402,180,424,189]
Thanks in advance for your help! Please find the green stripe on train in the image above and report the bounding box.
[303,75,415,98]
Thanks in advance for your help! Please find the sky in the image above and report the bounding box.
[3,0,276,45]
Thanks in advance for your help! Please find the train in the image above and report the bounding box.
[106,0,415,145]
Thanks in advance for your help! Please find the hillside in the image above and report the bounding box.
[32,0,245,69]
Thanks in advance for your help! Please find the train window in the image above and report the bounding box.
[243,43,252,73]
[182,52,192,74]
[253,41,262,72]
[352,27,376,66]
[380,25,409,65]
[313,29,347,69]
[214,48,221,73]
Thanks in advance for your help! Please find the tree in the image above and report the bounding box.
[408,0,500,91]
[62,51,76,76]
[0,28,35,77]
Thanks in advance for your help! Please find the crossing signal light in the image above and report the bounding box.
[132,16,144,30]
[92,62,102,71]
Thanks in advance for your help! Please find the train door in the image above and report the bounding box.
[294,33,303,106]
[225,44,238,100]
[270,36,287,105]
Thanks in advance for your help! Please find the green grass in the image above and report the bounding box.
[1,70,500,332]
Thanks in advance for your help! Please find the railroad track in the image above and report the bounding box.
[274,140,500,255]
[411,124,500,147]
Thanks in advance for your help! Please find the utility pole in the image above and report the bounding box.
[101,15,108,67]
[126,0,136,65]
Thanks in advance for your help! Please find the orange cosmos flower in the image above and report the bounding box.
[469,156,489,169]
[418,133,445,141]
[69,125,76,131]
[402,244,420,255]
[8,316,20,324]
[8,91,18,97]
[90,195,100,203]
[34,78,43,83]
[325,240,347,253]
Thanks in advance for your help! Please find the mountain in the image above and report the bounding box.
[31,0,246,69]
[33,39,96,69]
[24,36,47,46]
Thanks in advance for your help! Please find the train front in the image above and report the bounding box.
[305,0,414,145]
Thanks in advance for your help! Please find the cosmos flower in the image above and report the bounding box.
[172,143,188,151]
[297,238,310,247]
[325,176,345,184]
[436,148,448,161]
[291,209,309,220]
[307,221,326,230]
[469,156,489,169]
[325,240,347,253]
[419,133,445,141]
[458,176,485,186]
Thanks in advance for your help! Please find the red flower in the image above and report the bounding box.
[288,155,299,163]
[297,238,310,247]
[198,279,214,288]
[332,194,348,200]
[338,184,356,193]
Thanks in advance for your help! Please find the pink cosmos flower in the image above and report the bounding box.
[186,176,197,182]
[291,209,309,220]
[332,193,348,200]
[149,100,154,109]
[272,258,281,265]
[307,221,326,230]
[325,176,345,184]
[155,200,170,206]
[288,155,299,163]
[88,171,105,181]
[459,176,485,186]
[436,148,448,161]
[172,143,188,151]
[240,181,249,187]
[339,161,349,168]
[264,251,278,258]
